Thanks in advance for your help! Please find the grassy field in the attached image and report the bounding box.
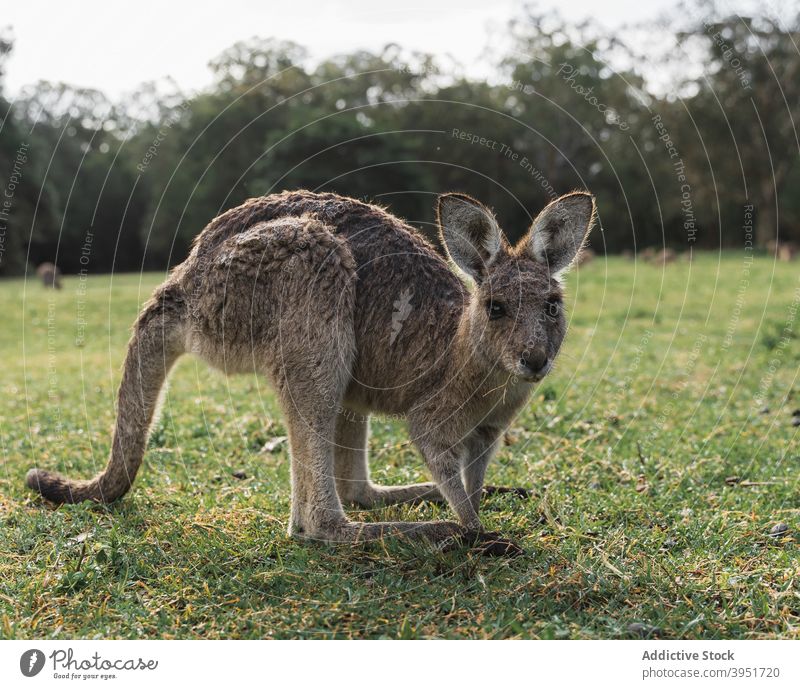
[1,254,798,639]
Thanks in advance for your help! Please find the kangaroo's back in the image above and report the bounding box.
[179,191,467,408]
[186,190,462,302]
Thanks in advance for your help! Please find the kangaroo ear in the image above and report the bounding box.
[520,192,595,272]
[437,193,503,282]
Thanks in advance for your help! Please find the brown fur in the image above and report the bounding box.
[27,190,595,553]
[766,240,799,261]
[36,262,62,289]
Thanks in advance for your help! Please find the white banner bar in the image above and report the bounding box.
[0,640,797,688]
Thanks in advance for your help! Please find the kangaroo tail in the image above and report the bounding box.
[26,283,187,504]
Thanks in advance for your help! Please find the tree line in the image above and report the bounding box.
[1,2,798,276]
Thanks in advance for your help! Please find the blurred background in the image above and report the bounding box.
[0,0,798,276]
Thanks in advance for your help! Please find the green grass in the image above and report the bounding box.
[1,254,798,639]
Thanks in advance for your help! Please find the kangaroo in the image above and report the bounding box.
[36,262,63,289]
[26,190,595,556]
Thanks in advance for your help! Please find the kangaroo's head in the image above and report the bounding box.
[437,191,595,383]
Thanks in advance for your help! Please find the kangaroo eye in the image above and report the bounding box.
[487,301,506,320]
[546,299,561,319]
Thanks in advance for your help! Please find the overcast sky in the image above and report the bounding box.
[1,0,688,99]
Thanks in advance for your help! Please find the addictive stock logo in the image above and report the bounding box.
[20,649,45,677]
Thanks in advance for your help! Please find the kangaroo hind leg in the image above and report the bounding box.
[333,413,444,508]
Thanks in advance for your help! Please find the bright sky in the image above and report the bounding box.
[2,0,684,99]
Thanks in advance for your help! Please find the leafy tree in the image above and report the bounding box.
[677,4,800,245]
[12,82,146,273]
[501,10,661,251]
[2,5,798,276]
[0,34,57,275]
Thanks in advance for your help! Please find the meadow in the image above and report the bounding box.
[1,253,798,639]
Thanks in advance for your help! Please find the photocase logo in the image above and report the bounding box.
[20,649,45,677]
[389,288,414,345]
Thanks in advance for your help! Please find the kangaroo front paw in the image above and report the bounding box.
[463,530,524,558]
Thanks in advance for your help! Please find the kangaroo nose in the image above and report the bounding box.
[520,350,548,374]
